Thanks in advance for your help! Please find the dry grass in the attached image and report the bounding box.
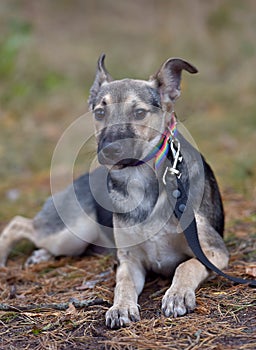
[0,191,255,350]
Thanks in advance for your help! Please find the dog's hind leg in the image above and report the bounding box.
[0,216,39,266]
[24,249,53,267]
[0,216,91,267]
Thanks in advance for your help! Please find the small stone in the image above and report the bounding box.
[6,189,20,202]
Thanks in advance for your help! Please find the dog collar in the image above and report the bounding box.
[140,111,177,169]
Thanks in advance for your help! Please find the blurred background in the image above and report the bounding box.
[0,0,255,222]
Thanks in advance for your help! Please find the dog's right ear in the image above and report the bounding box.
[88,54,113,110]
[150,58,198,110]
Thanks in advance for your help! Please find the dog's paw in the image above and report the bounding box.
[106,303,140,329]
[25,249,53,267]
[161,286,196,318]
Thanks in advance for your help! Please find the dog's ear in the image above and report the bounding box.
[150,58,198,109]
[88,54,113,110]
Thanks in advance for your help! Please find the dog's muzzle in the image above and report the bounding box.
[97,124,144,166]
[98,139,142,166]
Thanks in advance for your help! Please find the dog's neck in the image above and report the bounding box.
[107,163,160,224]
[132,111,178,170]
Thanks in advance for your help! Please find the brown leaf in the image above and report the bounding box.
[245,265,256,277]
[66,302,78,316]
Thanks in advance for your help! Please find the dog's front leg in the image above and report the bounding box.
[161,257,208,317]
[106,249,146,328]
[161,227,229,317]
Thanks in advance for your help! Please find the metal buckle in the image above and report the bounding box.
[162,138,183,185]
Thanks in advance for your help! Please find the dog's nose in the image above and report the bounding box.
[102,142,122,159]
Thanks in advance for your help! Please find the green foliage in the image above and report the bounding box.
[207,4,235,32]
[0,20,31,78]
[0,18,67,111]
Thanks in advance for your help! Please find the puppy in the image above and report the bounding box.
[0,56,229,330]
[89,55,229,328]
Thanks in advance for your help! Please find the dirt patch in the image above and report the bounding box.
[0,192,255,350]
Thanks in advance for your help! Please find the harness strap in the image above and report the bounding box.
[165,175,256,287]
[158,112,255,287]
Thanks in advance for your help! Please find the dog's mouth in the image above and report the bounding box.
[112,158,142,168]
[97,139,145,168]
[98,152,142,168]
[117,158,143,166]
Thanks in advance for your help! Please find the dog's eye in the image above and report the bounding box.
[134,109,147,120]
[94,108,105,120]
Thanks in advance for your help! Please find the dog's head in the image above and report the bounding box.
[88,54,197,167]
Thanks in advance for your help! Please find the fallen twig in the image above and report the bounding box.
[0,297,108,312]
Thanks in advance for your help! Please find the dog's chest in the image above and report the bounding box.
[140,225,189,276]
[117,224,190,277]
[114,194,191,276]
[109,166,191,275]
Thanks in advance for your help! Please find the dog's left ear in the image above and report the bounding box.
[150,58,198,109]
[88,54,113,110]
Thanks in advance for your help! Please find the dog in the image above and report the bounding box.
[0,55,229,329]
[89,54,229,328]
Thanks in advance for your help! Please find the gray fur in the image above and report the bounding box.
[90,55,229,328]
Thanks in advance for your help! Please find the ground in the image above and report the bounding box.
[0,191,255,350]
